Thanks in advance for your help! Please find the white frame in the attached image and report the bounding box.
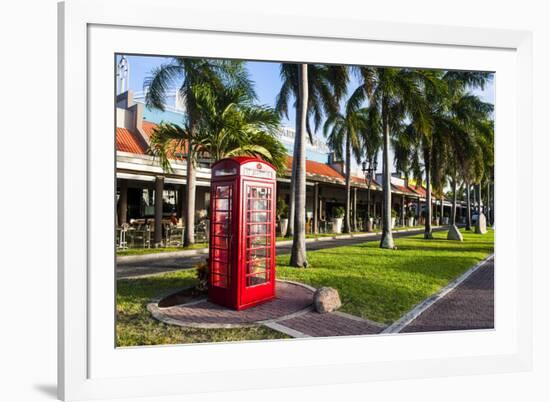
[58,0,533,400]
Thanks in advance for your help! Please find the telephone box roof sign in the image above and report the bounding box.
[209,157,277,310]
[212,156,276,171]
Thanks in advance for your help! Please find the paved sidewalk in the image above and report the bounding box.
[117,226,448,279]
[149,280,385,337]
[149,281,313,328]
[401,258,494,333]
[274,311,384,337]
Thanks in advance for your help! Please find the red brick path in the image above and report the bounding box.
[153,281,313,326]
[278,311,384,337]
[402,259,494,333]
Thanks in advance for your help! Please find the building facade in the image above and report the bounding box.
[115,89,468,246]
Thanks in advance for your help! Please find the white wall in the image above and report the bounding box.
[0,1,548,402]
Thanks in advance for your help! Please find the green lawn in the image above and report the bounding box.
[116,228,493,346]
[277,228,494,323]
[116,270,288,346]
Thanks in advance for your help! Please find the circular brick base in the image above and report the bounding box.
[148,281,315,328]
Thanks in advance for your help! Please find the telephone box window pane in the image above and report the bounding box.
[212,223,230,236]
[247,272,268,287]
[248,224,268,235]
[248,211,269,222]
[216,186,230,198]
[247,236,269,248]
[213,211,230,224]
[212,248,229,261]
[215,198,230,211]
[211,260,228,275]
[248,248,268,260]
[212,235,229,249]
[248,187,269,198]
[212,274,228,288]
[249,199,268,210]
[247,257,268,275]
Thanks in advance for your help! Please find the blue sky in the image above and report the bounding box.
[118,54,494,127]
[117,54,495,171]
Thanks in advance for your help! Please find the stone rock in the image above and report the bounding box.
[447,224,464,241]
[313,287,341,314]
[475,213,487,234]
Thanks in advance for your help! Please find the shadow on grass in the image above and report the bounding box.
[117,272,197,302]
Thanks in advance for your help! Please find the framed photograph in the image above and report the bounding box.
[58,0,533,400]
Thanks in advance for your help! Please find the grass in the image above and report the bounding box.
[116,227,493,346]
[116,243,208,256]
[276,228,494,324]
[116,270,288,346]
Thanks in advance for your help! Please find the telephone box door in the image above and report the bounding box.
[209,182,234,306]
[239,180,276,308]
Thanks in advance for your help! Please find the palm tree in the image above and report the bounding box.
[276,64,348,237]
[398,69,494,240]
[150,84,287,171]
[362,107,382,225]
[351,67,434,248]
[323,103,370,233]
[144,58,253,246]
[276,64,348,266]
[465,181,473,230]
[193,84,287,168]
[290,64,309,267]
[399,71,493,238]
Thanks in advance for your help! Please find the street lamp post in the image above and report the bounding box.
[362,156,378,232]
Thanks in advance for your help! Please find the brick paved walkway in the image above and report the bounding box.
[275,311,384,337]
[149,280,386,335]
[402,259,494,333]
[146,251,493,337]
[149,281,314,328]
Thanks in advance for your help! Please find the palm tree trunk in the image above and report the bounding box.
[423,146,433,239]
[440,195,444,225]
[380,104,394,249]
[485,180,491,224]
[290,63,308,267]
[492,181,495,225]
[477,183,482,214]
[287,113,299,238]
[184,141,196,246]
[465,181,472,230]
[343,133,351,234]
[451,170,457,225]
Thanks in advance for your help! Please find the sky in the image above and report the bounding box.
[117,54,495,173]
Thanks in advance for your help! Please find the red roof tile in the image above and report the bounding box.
[143,120,188,157]
[116,127,146,154]
[392,183,417,195]
[141,120,156,141]
[351,175,381,190]
[284,156,344,182]
[406,184,443,200]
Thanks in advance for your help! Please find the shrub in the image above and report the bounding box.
[332,206,345,219]
[276,198,288,220]
[391,209,398,218]
[195,259,209,292]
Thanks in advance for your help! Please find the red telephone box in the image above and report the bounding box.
[208,157,277,310]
